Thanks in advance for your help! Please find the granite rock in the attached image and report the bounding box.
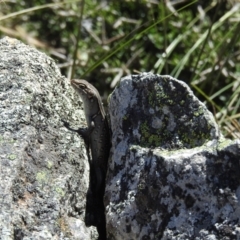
[105,73,240,240]
[0,37,98,240]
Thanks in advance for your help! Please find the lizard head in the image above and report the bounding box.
[71,79,105,117]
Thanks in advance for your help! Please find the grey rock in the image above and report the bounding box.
[0,37,98,239]
[105,73,240,240]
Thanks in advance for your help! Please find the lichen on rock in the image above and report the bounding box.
[0,37,98,239]
[105,72,240,240]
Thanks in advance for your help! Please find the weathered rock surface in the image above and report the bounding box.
[0,37,98,239]
[105,73,240,240]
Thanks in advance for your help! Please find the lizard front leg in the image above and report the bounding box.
[62,119,94,165]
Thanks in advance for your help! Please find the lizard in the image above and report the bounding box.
[63,79,110,239]
[70,79,110,194]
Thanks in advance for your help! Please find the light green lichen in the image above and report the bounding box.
[134,79,218,149]
[36,171,48,184]
[8,154,16,160]
[180,100,185,105]
[47,161,53,169]
[139,121,162,147]
[148,85,162,108]
[55,187,65,197]
[148,135,161,146]
[193,107,204,117]
[217,138,234,151]
[0,136,15,144]
[140,121,150,138]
